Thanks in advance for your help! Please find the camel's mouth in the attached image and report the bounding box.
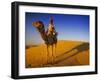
[32,22,37,27]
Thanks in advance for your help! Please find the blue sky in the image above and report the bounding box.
[25,12,89,45]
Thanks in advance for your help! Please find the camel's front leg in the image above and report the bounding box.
[51,45,54,64]
[54,44,57,55]
[47,45,49,64]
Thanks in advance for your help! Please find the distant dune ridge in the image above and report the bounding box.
[25,40,89,68]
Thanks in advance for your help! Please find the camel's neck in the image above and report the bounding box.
[36,26,47,42]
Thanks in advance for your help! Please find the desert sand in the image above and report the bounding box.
[25,40,89,68]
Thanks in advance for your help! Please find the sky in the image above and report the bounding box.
[25,12,89,46]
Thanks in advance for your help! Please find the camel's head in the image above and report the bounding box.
[32,21,44,28]
[32,21,45,32]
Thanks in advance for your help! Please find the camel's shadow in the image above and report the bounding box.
[45,42,89,65]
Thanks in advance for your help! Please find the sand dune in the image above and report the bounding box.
[25,40,89,68]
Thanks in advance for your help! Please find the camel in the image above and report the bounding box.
[32,17,58,64]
